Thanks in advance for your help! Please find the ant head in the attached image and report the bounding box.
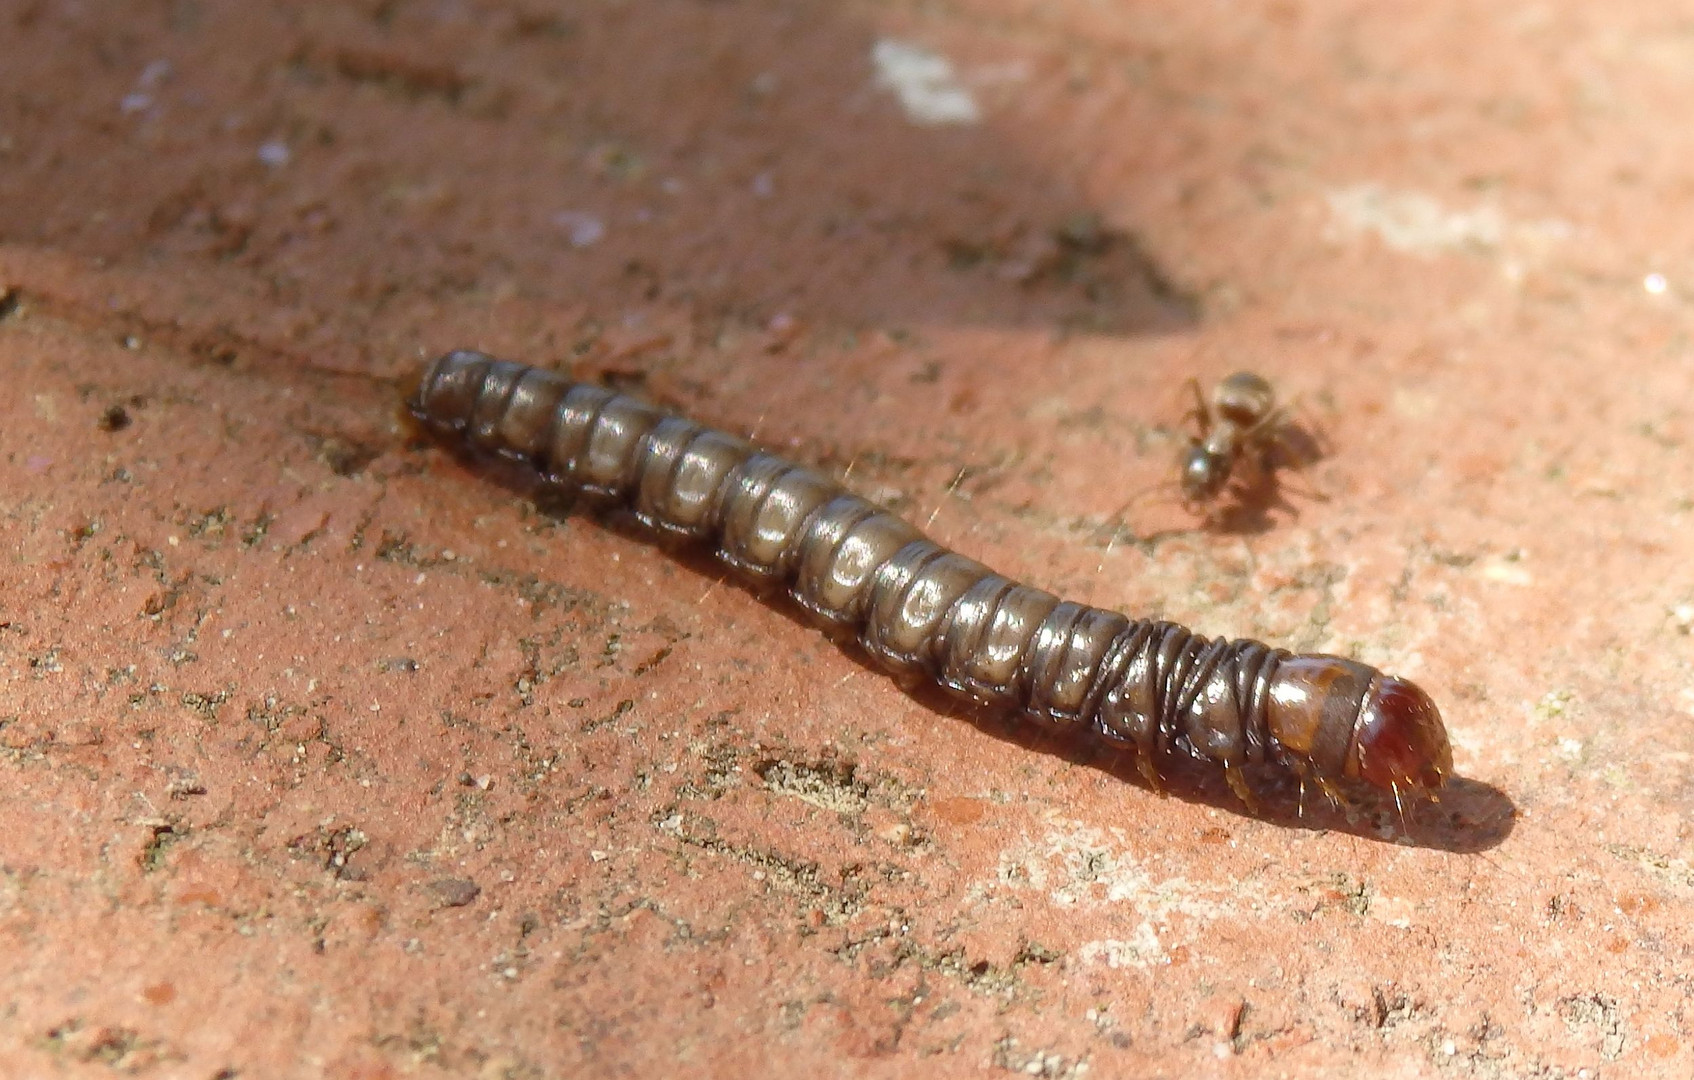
[1178,443,1230,503]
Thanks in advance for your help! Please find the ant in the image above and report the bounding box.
[1177,371,1321,518]
[1095,371,1324,559]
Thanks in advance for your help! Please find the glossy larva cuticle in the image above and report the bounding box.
[408,350,1452,803]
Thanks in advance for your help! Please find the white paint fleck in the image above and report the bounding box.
[138,60,172,88]
[1327,185,1503,252]
[1370,894,1415,929]
[871,39,981,126]
[1644,272,1669,295]
[1669,604,1694,634]
[989,814,1278,941]
[553,211,606,248]
[120,60,173,115]
[1077,924,1167,969]
[1555,737,1584,761]
[1479,551,1533,586]
[1325,183,1570,258]
[257,140,291,168]
[1390,387,1440,419]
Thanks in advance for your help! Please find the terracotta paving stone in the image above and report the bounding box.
[2,2,1693,1076]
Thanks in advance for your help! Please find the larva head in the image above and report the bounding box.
[1264,656,1452,792]
[1351,672,1451,790]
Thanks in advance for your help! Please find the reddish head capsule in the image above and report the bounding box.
[1263,656,1452,792]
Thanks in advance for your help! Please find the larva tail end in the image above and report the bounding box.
[1353,675,1451,792]
[394,397,431,446]
[406,349,496,435]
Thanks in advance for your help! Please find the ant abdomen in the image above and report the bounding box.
[1212,371,1276,428]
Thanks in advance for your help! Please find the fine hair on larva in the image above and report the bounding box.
[405,350,1453,809]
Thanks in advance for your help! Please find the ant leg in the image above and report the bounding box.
[1094,479,1192,570]
[1288,393,1335,460]
[1255,412,1331,507]
[1264,395,1331,472]
[1241,404,1290,445]
[1237,405,1331,512]
[1182,377,1212,436]
[1272,470,1330,507]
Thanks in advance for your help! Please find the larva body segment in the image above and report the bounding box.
[408,350,1453,801]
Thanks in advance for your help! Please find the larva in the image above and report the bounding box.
[406,350,1452,806]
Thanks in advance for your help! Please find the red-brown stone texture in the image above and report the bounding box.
[2,2,1692,1077]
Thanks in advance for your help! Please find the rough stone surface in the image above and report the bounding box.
[1,2,1691,1077]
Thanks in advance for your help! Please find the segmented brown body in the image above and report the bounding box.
[408,350,1452,801]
